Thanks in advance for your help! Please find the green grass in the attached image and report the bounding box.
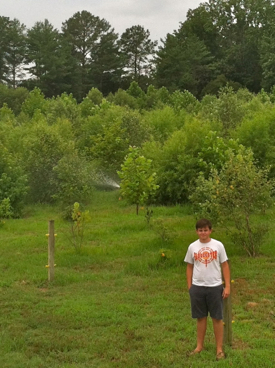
[0,190,274,367]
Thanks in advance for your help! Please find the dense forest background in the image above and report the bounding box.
[1,0,275,240]
[2,0,275,99]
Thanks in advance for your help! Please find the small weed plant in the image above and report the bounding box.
[151,218,174,244]
[70,202,91,252]
[145,206,153,225]
[0,198,12,226]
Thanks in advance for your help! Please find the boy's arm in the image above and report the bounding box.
[186,263,194,290]
[221,261,230,299]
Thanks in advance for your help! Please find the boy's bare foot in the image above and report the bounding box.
[216,351,225,360]
[188,348,203,356]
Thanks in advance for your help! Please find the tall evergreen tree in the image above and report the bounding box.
[204,0,267,92]
[62,11,112,100]
[155,0,275,95]
[25,20,75,97]
[5,18,27,88]
[155,33,213,97]
[119,25,157,87]
[0,16,26,87]
[0,16,10,84]
[89,30,124,95]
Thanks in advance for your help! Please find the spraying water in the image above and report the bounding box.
[92,170,120,189]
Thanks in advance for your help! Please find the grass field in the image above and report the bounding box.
[0,190,274,367]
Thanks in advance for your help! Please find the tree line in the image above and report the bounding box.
[1,83,275,256]
[0,11,156,100]
[2,1,275,99]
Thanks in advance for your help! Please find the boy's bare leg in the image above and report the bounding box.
[195,317,207,352]
[212,318,224,354]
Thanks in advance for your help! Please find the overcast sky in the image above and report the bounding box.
[0,0,202,43]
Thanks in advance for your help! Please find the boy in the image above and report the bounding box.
[184,218,230,361]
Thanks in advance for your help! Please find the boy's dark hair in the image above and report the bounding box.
[196,218,212,230]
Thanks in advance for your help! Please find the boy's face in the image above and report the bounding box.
[196,226,212,243]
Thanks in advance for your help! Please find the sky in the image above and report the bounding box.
[0,0,202,43]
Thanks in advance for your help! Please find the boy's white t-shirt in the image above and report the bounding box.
[184,238,228,287]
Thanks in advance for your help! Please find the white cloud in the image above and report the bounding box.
[0,0,202,41]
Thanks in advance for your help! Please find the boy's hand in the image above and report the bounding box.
[222,287,230,299]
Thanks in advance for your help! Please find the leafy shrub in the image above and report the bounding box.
[0,143,28,217]
[0,84,29,115]
[233,107,275,177]
[127,81,145,99]
[0,198,12,225]
[155,119,215,204]
[46,93,81,126]
[112,89,138,109]
[86,88,103,105]
[118,146,159,214]
[121,109,149,147]
[142,106,185,143]
[52,153,94,219]
[170,90,200,114]
[190,148,273,257]
[90,120,129,173]
[21,87,48,118]
[215,86,246,132]
[21,121,74,203]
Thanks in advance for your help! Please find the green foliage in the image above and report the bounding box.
[0,17,27,88]
[142,106,185,143]
[3,0,275,100]
[25,19,75,97]
[121,109,148,147]
[144,206,153,225]
[0,84,29,115]
[170,90,200,114]
[76,103,117,151]
[0,142,28,217]
[0,198,12,225]
[190,148,273,257]
[21,120,74,203]
[155,33,213,97]
[119,25,157,82]
[156,86,171,105]
[197,131,241,178]
[21,87,48,117]
[216,86,246,131]
[127,81,145,99]
[79,96,100,118]
[200,86,246,132]
[88,30,123,96]
[155,119,221,204]
[46,93,81,126]
[201,74,242,96]
[118,146,159,214]
[112,88,138,109]
[52,153,94,219]
[86,87,103,105]
[69,202,91,252]
[90,119,129,173]
[233,106,275,176]
[143,85,159,109]
[151,218,174,245]
[62,11,114,99]
[0,103,15,123]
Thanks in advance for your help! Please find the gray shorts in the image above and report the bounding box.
[189,284,223,320]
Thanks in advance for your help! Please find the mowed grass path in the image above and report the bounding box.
[0,191,274,367]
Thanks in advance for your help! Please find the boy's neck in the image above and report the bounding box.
[199,237,211,243]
